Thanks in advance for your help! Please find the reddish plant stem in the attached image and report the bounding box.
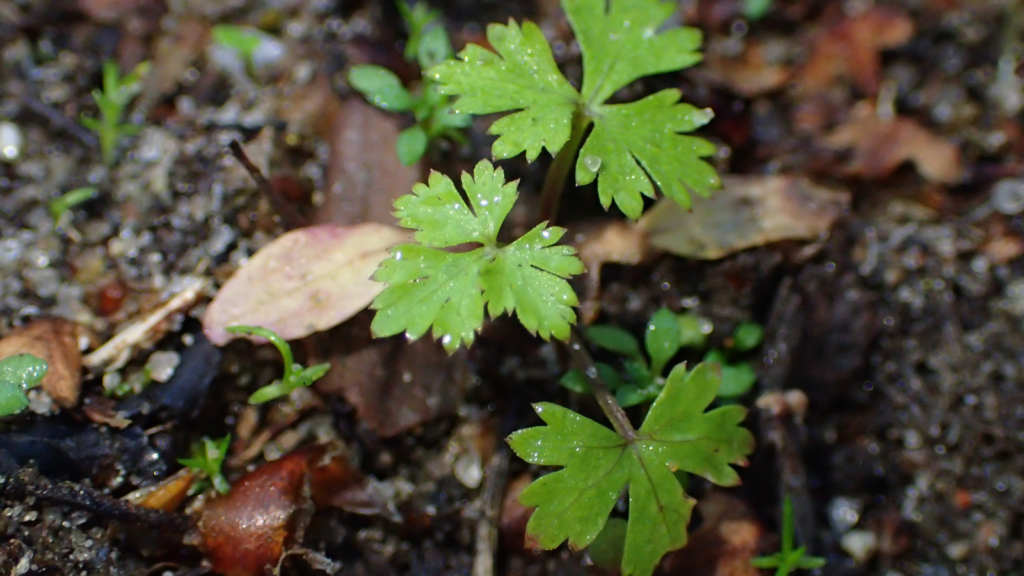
[567,330,638,441]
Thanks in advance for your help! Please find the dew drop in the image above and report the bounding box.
[583,155,602,172]
[394,251,403,260]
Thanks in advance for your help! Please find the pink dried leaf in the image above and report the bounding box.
[203,223,410,346]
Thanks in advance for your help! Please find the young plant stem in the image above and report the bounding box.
[567,329,638,441]
[535,111,592,224]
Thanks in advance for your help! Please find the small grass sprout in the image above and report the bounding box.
[751,496,827,575]
[225,325,331,404]
[49,186,98,223]
[179,434,232,495]
[81,60,149,166]
[0,353,47,418]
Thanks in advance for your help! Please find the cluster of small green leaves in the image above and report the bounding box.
[508,363,755,576]
[348,1,470,165]
[430,0,719,219]
[0,354,47,418]
[370,160,584,352]
[561,309,764,406]
[225,325,330,404]
[179,434,232,495]
[751,496,827,575]
[81,61,148,166]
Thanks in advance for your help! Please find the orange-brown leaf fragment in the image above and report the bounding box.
[822,100,964,184]
[198,449,311,576]
[800,7,913,95]
[659,492,762,576]
[197,444,367,576]
[0,319,82,408]
[202,223,410,346]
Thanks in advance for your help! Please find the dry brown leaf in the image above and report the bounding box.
[822,100,964,184]
[312,313,469,438]
[316,98,423,226]
[638,175,850,260]
[0,319,82,408]
[136,18,210,113]
[659,492,763,576]
[801,7,913,95]
[701,42,792,98]
[202,223,409,346]
[571,220,647,323]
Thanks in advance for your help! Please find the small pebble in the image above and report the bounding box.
[841,529,878,563]
[147,350,181,383]
[827,496,863,533]
[992,178,1024,215]
[0,121,23,162]
[944,540,971,561]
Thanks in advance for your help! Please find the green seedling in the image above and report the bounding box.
[431,0,719,220]
[561,310,763,406]
[211,25,269,64]
[225,325,331,404]
[751,496,827,575]
[179,434,232,495]
[509,363,754,576]
[0,354,47,417]
[348,1,470,165]
[81,61,148,166]
[370,160,584,352]
[49,186,98,223]
[367,2,751,574]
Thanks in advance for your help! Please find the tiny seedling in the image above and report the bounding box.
[225,325,331,404]
[348,1,470,165]
[0,353,47,418]
[431,0,719,220]
[561,309,763,406]
[370,160,584,351]
[751,496,827,575]
[81,60,149,166]
[743,0,773,20]
[210,24,285,78]
[179,434,232,495]
[49,186,98,223]
[509,363,754,576]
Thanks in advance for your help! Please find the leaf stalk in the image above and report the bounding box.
[536,110,592,224]
[567,329,638,441]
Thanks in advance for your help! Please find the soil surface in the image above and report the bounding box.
[2,1,1024,576]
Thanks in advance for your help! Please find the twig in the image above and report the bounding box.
[0,467,189,533]
[472,447,510,576]
[566,329,638,441]
[21,94,100,149]
[228,140,306,230]
[757,276,820,565]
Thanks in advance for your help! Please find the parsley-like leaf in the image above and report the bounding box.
[432,20,578,162]
[370,160,584,352]
[431,0,719,219]
[507,362,754,576]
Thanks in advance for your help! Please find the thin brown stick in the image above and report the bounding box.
[566,329,638,441]
[228,140,306,229]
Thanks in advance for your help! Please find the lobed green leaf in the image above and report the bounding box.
[576,90,719,219]
[430,19,579,161]
[371,160,584,352]
[508,363,754,576]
